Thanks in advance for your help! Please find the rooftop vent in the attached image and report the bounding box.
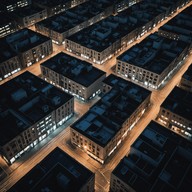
[11,88,27,102]
[42,105,49,113]
[52,96,61,106]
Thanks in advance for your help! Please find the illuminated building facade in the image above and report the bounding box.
[178,65,192,92]
[0,0,31,12]
[8,147,95,192]
[70,74,151,164]
[34,0,88,17]
[65,0,191,65]
[0,72,74,164]
[0,28,53,81]
[12,6,47,28]
[116,33,191,90]
[41,52,106,101]
[157,87,192,140]
[65,2,166,64]
[0,12,18,38]
[113,0,143,13]
[158,6,192,43]
[35,0,115,45]
[65,0,184,64]
[110,121,192,192]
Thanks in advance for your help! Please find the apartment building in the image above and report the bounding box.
[12,6,47,28]
[8,147,95,192]
[0,41,21,81]
[35,0,118,45]
[0,12,18,38]
[70,74,151,164]
[111,0,143,13]
[0,0,31,12]
[116,33,191,90]
[158,6,192,43]
[65,1,169,64]
[0,71,74,164]
[65,0,189,64]
[110,121,192,192]
[41,52,106,101]
[157,87,192,140]
[0,28,53,81]
[34,0,89,17]
[178,64,192,92]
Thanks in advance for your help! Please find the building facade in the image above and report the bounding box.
[178,64,192,92]
[34,0,88,17]
[41,52,106,101]
[8,147,95,192]
[12,6,47,28]
[70,74,151,164]
[110,121,192,192]
[0,0,32,12]
[156,87,192,140]
[0,54,21,81]
[35,0,115,45]
[65,0,188,64]
[0,12,18,38]
[0,28,53,81]
[0,72,74,164]
[116,33,191,90]
[158,6,192,43]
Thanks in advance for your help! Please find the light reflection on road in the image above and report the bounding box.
[0,2,192,192]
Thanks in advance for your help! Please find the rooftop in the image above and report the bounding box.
[0,39,18,64]
[12,5,45,17]
[117,33,189,74]
[8,147,94,192]
[159,6,192,42]
[103,73,135,89]
[0,71,73,146]
[182,65,192,81]
[41,52,106,87]
[34,0,72,8]
[161,86,192,122]
[35,0,114,33]
[71,75,150,146]
[0,12,15,26]
[112,121,192,192]
[0,28,51,64]
[67,1,167,52]
[4,28,51,53]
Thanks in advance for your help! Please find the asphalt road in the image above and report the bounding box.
[0,2,192,192]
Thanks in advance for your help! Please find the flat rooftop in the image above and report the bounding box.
[103,73,135,89]
[0,71,73,146]
[112,121,192,192]
[8,147,94,192]
[41,52,106,87]
[35,0,114,33]
[34,0,72,8]
[160,6,192,41]
[161,86,192,122]
[66,1,167,52]
[0,28,51,63]
[182,65,192,81]
[71,75,150,146]
[0,12,15,26]
[12,5,45,17]
[4,28,51,53]
[117,33,189,74]
[0,39,18,63]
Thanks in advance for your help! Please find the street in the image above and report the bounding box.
[0,2,192,192]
